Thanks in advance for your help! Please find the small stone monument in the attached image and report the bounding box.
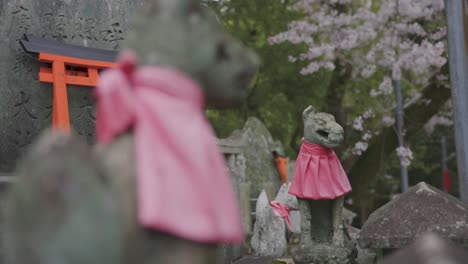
[251,190,288,257]
[250,183,299,257]
[217,136,249,264]
[358,182,468,251]
[290,105,357,264]
[229,117,286,199]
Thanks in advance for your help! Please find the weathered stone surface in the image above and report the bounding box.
[5,131,223,264]
[294,243,357,264]
[358,182,468,249]
[347,226,376,264]
[220,136,247,184]
[272,259,295,264]
[289,211,301,234]
[343,208,357,225]
[239,182,253,233]
[287,160,296,182]
[230,117,283,198]
[302,105,344,149]
[251,190,287,257]
[218,136,244,155]
[282,165,301,234]
[381,233,468,264]
[274,183,298,210]
[3,131,122,264]
[233,256,276,264]
[263,182,277,202]
[0,0,146,172]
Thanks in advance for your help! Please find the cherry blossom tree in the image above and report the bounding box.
[268,0,447,167]
[204,0,452,221]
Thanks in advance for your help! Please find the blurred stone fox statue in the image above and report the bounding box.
[2,0,259,264]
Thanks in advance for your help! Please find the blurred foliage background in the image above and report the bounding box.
[204,0,458,225]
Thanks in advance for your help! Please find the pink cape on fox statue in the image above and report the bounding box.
[95,51,243,243]
[289,140,352,200]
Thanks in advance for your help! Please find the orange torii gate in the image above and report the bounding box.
[20,34,118,133]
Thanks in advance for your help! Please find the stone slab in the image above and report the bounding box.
[251,190,287,257]
[0,0,145,172]
[230,117,283,197]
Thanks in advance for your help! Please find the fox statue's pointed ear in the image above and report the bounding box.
[302,105,316,121]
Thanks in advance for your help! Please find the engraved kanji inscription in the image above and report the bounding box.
[101,22,124,48]
[10,6,32,40]
[74,17,99,41]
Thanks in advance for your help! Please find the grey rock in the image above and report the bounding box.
[230,117,283,198]
[347,226,376,264]
[294,243,357,264]
[6,131,222,264]
[0,0,146,172]
[358,182,468,249]
[381,233,468,264]
[290,211,301,234]
[343,208,357,225]
[3,131,122,264]
[233,256,276,264]
[239,182,253,234]
[218,136,244,155]
[251,190,287,257]
[274,183,298,210]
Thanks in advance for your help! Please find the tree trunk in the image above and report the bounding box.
[325,62,351,158]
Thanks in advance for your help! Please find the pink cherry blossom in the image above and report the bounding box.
[268,0,447,159]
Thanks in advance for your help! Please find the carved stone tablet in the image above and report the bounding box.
[0,0,145,172]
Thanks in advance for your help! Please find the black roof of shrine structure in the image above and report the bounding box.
[20,34,118,62]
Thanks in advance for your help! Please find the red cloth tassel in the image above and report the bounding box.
[443,169,452,192]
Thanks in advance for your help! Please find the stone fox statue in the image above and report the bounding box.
[2,1,259,264]
[289,106,357,264]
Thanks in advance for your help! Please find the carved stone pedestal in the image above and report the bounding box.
[293,198,357,264]
[293,239,357,264]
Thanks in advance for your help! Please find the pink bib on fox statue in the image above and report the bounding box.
[289,139,352,200]
[95,51,244,243]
